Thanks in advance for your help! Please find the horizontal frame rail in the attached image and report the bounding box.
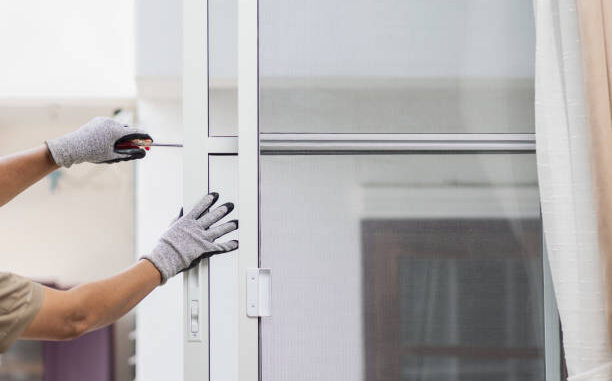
[259,133,536,154]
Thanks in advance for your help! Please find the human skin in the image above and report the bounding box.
[0,145,59,207]
[22,260,161,340]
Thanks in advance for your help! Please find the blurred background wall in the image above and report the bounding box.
[0,1,140,380]
[133,0,184,380]
[0,0,134,98]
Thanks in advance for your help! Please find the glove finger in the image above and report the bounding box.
[124,148,146,159]
[101,149,145,163]
[197,202,234,228]
[207,220,238,240]
[120,123,152,137]
[181,257,205,273]
[104,148,146,162]
[186,192,219,219]
[198,240,238,257]
[215,240,239,253]
[117,131,153,141]
[180,240,238,273]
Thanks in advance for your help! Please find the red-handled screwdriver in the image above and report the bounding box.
[116,139,183,150]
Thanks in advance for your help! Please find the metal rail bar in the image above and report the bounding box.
[259,133,536,153]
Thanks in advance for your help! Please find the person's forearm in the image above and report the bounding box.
[22,260,161,340]
[69,259,161,331]
[0,145,59,207]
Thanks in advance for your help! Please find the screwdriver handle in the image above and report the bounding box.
[116,139,183,149]
[116,139,153,151]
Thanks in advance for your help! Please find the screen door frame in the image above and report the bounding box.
[182,0,255,379]
[182,0,243,380]
[182,0,561,380]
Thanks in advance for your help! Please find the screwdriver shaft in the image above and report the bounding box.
[150,143,183,147]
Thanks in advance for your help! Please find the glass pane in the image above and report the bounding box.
[259,1,535,133]
[209,0,237,136]
[260,154,544,381]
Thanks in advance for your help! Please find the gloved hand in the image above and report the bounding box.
[142,192,239,284]
[46,117,152,167]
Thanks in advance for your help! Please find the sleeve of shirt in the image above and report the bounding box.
[0,272,44,352]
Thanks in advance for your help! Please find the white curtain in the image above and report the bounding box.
[535,0,612,379]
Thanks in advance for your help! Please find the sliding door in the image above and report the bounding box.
[250,1,558,381]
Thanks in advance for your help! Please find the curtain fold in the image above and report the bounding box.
[576,0,612,357]
[535,0,612,379]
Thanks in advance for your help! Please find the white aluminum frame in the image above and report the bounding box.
[183,0,247,379]
[183,0,259,379]
[183,0,210,379]
[183,0,559,379]
[237,0,260,379]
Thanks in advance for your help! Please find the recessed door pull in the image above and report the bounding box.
[187,268,202,342]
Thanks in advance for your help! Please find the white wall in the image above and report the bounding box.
[135,0,182,78]
[0,0,135,98]
[134,94,184,381]
[133,0,184,379]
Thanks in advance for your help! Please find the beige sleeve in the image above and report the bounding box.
[0,273,44,352]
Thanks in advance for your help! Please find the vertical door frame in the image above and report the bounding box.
[183,0,210,379]
[237,0,260,379]
[183,0,259,379]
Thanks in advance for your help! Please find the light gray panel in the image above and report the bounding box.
[209,155,239,381]
[209,0,238,136]
[260,154,546,381]
[259,0,536,133]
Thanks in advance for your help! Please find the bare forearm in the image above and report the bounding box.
[0,145,59,207]
[70,259,161,331]
[22,260,161,340]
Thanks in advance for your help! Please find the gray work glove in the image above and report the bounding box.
[46,117,152,167]
[142,192,239,284]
